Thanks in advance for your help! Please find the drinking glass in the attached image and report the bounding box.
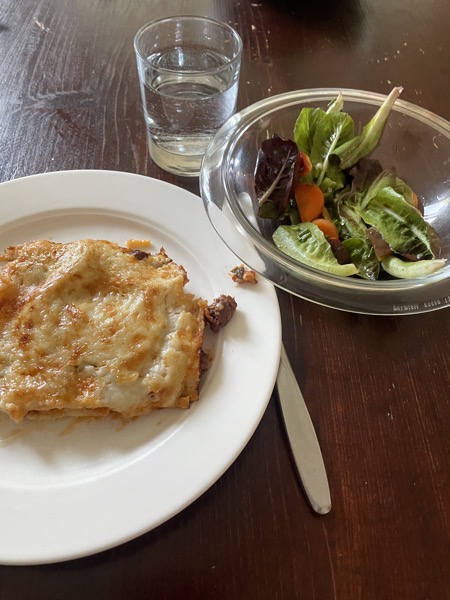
[134,16,243,177]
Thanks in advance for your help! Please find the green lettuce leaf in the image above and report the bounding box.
[293,93,345,155]
[342,237,380,280]
[337,202,368,239]
[320,166,348,200]
[293,107,327,156]
[310,112,354,186]
[334,86,403,169]
[358,187,437,260]
[392,177,416,207]
[337,203,380,280]
[381,256,446,278]
[341,167,397,212]
[273,222,358,276]
[326,93,344,114]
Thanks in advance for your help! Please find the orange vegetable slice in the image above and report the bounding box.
[299,151,313,177]
[294,183,324,223]
[312,218,339,239]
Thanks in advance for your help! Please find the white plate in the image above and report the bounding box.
[0,170,281,565]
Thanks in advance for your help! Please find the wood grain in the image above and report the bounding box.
[0,0,449,598]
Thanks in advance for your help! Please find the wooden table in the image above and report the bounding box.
[0,1,449,598]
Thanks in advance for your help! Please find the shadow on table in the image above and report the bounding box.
[265,0,366,43]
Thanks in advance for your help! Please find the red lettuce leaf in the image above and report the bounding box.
[254,134,303,219]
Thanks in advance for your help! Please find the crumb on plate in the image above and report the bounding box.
[126,239,152,249]
[230,264,258,284]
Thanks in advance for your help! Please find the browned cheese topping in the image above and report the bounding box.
[0,239,208,422]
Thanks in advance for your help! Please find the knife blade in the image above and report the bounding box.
[276,343,331,515]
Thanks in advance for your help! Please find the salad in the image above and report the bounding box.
[253,87,445,280]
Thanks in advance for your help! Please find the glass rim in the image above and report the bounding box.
[133,15,243,74]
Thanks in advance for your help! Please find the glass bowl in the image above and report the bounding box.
[200,88,450,315]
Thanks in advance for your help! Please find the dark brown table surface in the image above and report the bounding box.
[0,1,449,598]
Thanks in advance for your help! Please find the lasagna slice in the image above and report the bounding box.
[0,239,207,423]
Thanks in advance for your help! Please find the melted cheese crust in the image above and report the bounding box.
[0,239,206,422]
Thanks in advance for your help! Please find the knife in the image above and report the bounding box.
[276,343,331,515]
